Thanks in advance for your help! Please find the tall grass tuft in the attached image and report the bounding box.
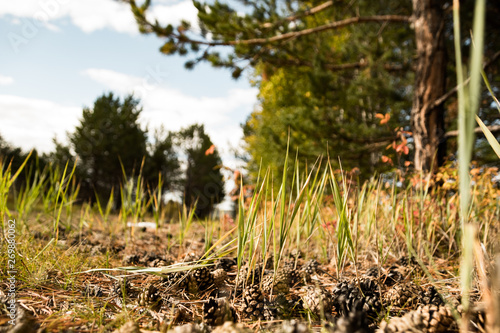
[53,160,78,239]
[328,163,354,276]
[453,0,486,330]
[15,163,46,226]
[0,151,32,227]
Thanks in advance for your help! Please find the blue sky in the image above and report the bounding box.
[0,0,258,173]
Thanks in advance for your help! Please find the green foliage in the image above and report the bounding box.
[243,61,412,181]
[144,127,182,194]
[176,124,225,219]
[68,92,147,203]
[53,93,181,208]
[0,135,49,189]
[127,0,500,174]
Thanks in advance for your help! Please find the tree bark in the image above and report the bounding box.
[411,0,447,171]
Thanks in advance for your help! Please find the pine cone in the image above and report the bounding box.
[235,265,263,289]
[241,285,267,320]
[123,254,141,265]
[326,309,371,333]
[331,279,380,317]
[377,304,457,333]
[193,267,215,291]
[385,283,423,308]
[365,266,382,279]
[212,269,228,288]
[396,256,418,267]
[262,268,292,295]
[301,286,333,317]
[301,259,320,282]
[419,286,444,306]
[383,267,405,286]
[203,297,236,326]
[82,283,103,297]
[163,271,191,291]
[137,284,161,307]
[111,279,132,299]
[283,260,301,285]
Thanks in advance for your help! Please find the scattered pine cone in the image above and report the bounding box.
[326,309,372,333]
[240,285,267,321]
[301,259,320,282]
[235,265,263,289]
[137,284,161,307]
[301,286,333,317]
[383,267,405,286]
[283,260,302,285]
[82,283,103,297]
[193,267,215,291]
[262,268,292,295]
[163,271,191,291]
[377,304,457,333]
[203,297,236,326]
[211,269,228,288]
[419,286,444,306]
[385,283,423,308]
[331,279,380,317]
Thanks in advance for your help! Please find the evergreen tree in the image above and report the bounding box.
[144,127,182,194]
[177,124,224,219]
[0,134,48,188]
[124,0,500,172]
[69,93,148,202]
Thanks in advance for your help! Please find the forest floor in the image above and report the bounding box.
[0,212,488,333]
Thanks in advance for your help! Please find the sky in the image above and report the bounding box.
[0,0,259,207]
[0,0,258,168]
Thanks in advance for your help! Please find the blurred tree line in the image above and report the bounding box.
[0,93,225,219]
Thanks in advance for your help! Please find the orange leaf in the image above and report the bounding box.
[375,113,384,119]
[380,113,390,125]
[404,161,411,167]
[403,145,409,155]
[381,155,393,165]
[205,144,215,156]
[470,168,480,176]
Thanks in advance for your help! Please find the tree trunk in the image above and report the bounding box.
[411,0,447,171]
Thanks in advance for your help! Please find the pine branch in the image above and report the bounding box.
[227,15,411,45]
[444,124,500,139]
[125,1,410,47]
[260,0,335,29]
[431,50,500,109]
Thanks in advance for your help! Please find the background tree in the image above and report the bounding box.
[69,93,147,203]
[0,134,48,188]
[124,0,500,173]
[177,124,224,219]
[144,127,182,194]
[241,1,414,179]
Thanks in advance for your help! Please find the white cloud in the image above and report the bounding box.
[0,75,14,86]
[0,95,81,152]
[148,1,198,29]
[0,0,198,35]
[81,68,257,154]
[0,68,256,158]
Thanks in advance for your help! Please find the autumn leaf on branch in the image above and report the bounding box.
[375,113,391,125]
[205,144,216,156]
